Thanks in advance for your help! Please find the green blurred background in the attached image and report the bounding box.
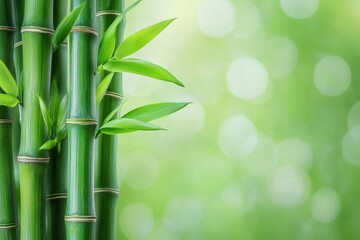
[115,0,360,239]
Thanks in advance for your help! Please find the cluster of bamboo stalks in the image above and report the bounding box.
[0,0,187,239]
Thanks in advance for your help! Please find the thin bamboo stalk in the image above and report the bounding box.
[12,0,24,224]
[95,0,125,239]
[46,1,69,239]
[19,0,54,239]
[0,1,18,239]
[65,0,97,239]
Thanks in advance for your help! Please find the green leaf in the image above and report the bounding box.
[52,2,86,48]
[40,139,58,150]
[49,81,60,125]
[122,102,190,122]
[0,60,18,97]
[103,58,184,87]
[115,18,176,59]
[56,127,67,143]
[97,0,143,66]
[102,99,127,125]
[99,118,165,135]
[37,96,52,136]
[96,72,114,104]
[57,96,67,132]
[0,93,19,107]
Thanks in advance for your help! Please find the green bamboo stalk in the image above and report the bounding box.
[46,1,69,239]
[95,1,125,239]
[19,0,54,239]
[0,1,18,239]
[12,0,24,223]
[65,0,97,239]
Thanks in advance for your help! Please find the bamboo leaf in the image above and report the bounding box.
[115,18,176,59]
[100,118,165,135]
[49,81,60,125]
[37,96,52,135]
[57,96,67,132]
[102,99,127,125]
[96,72,114,104]
[103,58,184,87]
[40,139,58,150]
[52,2,86,48]
[56,127,67,143]
[97,0,143,66]
[0,93,19,107]
[122,102,190,122]
[0,60,18,97]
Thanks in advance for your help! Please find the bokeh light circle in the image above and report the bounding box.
[280,0,320,19]
[234,1,261,38]
[313,56,351,96]
[267,166,310,207]
[218,115,258,158]
[278,138,313,169]
[342,125,360,166]
[227,57,269,100]
[197,0,235,38]
[119,203,154,239]
[311,188,341,223]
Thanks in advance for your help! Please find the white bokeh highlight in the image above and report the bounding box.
[280,0,320,19]
[218,115,258,158]
[197,0,235,38]
[342,125,360,166]
[314,56,351,96]
[234,1,261,38]
[227,57,269,100]
[267,166,310,207]
[311,188,341,223]
[119,203,154,239]
[278,138,313,169]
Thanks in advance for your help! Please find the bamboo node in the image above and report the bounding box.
[0,26,16,32]
[71,26,98,36]
[66,118,98,126]
[0,223,18,229]
[18,156,50,164]
[105,91,125,100]
[94,188,119,195]
[14,41,23,48]
[96,10,121,17]
[65,216,97,223]
[46,193,67,200]
[21,26,54,35]
[0,119,12,124]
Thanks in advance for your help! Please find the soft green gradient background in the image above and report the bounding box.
[115,0,360,239]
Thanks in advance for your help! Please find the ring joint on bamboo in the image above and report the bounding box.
[65,216,97,223]
[105,91,124,100]
[71,26,98,36]
[46,193,68,200]
[0,119,12,124]
[21,26,54,35]
[0,223,18,229]
[18,156,50,164]
[94,188,119,195]
[96,10,121,17]
[14,41,23,48]
[0,26,16,32]
[66,118,98,126]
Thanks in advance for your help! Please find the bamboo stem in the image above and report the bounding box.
[46,1,68,239]
[19,0,53,238]
[95,1,125,239]
[65,0,97,239]
[0,1,18,239]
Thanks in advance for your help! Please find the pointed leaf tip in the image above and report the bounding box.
[0,60,18,97]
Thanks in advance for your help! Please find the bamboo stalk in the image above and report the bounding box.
[0,1,18,239]
[65,0,97,239]
[19,0,54,238]
[95,0,125,239]
[12,0,24,223]
[46,1,69,239]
